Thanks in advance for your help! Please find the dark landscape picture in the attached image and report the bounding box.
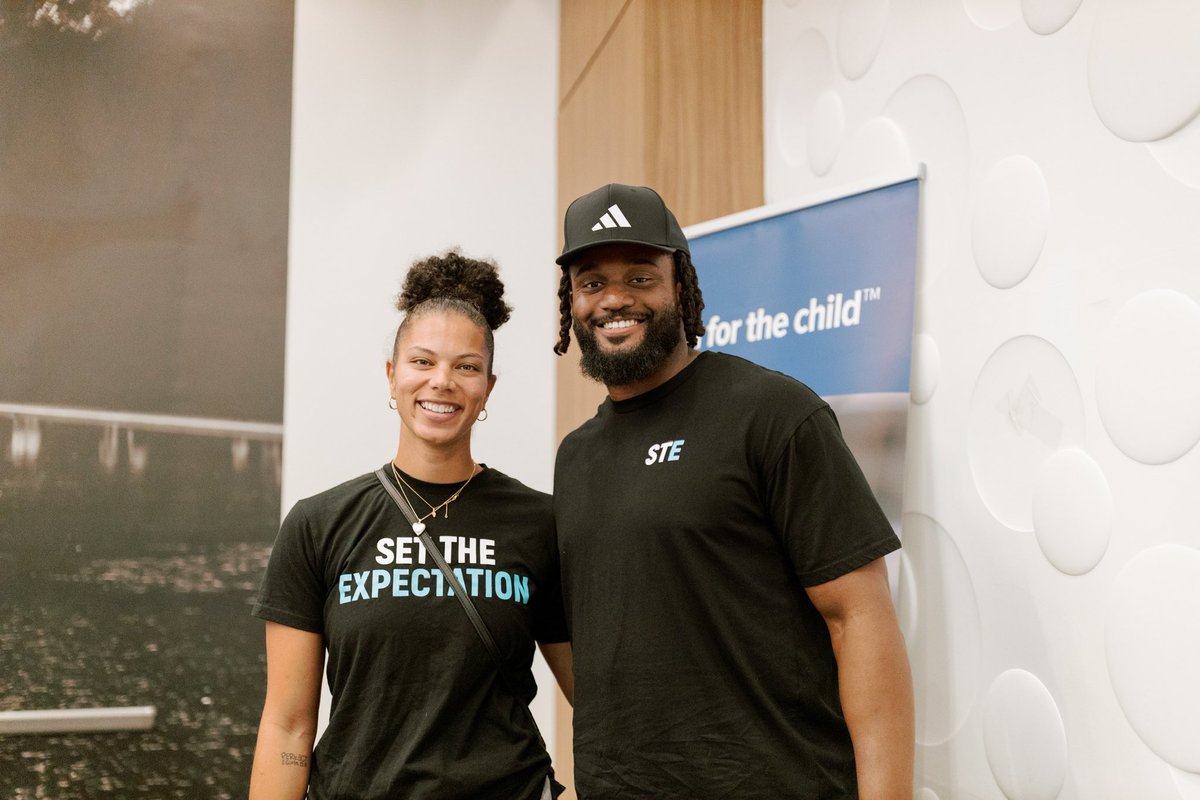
[1,0,294,794]
[1,423,281,797]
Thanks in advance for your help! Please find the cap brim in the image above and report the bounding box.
[556,239,678,267]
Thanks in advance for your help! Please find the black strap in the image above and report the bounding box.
[375,468,504,663]
[374,468,548,751]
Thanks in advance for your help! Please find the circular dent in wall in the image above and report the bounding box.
[883,75,971,286]
[1031,448,1111,576]
[1088,0,1200,142]
[963,0,1020,31]
[807,90,845,176]
[897,547,918,634]
[773,29,834,167]
[1021,0,1082,35]
[1095,289,1200,465]
[911,333,941,405]
[1148,112,1200,190]
[916,790,941,800]
[971,155,1051,289]
[897,513,981,746]
[1172,767,1200,800]
[983,670,1068,800]
[1107,545,1200,773]
[832,116,912,184]
[836,0,890,80]
[968,336,1085,532]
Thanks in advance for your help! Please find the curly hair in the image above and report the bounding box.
[393,249,512,372]
[553,250,705,355]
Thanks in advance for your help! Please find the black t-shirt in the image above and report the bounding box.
[254,464,567,800]
[554,352,900,799]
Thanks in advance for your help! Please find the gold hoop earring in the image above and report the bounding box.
[477,409,488,421]
[388,398,397,410]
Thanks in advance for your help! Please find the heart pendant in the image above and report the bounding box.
[412,522,426,535]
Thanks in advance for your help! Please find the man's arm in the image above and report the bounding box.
[538,641,575,706]
[805,557,914,799]
[248,621,325,800]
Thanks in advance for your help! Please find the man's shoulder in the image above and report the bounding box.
[702,352,826,413]
[559,398,611,445]
[557,419,602,469]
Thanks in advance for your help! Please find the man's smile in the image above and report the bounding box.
[600,318,643,330]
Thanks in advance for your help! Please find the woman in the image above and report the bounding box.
[249,250,573,799]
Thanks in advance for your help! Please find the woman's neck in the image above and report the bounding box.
[392,440,477,484]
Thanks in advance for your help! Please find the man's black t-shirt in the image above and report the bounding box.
[254,465,567,800]
[554,352,900,798]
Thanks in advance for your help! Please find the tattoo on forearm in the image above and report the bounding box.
[280,752,309,767]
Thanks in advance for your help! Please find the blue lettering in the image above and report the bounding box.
[340,568,533,606]
[352,571,370,602]
[411,568,430,597]
[495,571,512,600]
[467,568,485,596]
[370,570,389,598]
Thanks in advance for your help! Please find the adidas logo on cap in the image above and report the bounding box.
[557,182,690,266]
[591,204,632,231]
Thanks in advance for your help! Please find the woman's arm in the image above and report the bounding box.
[248,621,325,800]
[538,641,574,706]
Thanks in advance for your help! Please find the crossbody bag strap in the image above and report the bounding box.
[374,468,549,754]
[374,468,506,665]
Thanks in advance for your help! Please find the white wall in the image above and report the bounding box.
[286,0,560,751]
[764,2,1200,798]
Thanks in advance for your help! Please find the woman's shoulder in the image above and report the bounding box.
[287,469,383,519]
[476,466,550,504]
[473,468,553,528]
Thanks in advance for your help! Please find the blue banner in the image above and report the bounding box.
[687,178,920,397]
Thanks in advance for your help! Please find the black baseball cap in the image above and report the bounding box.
[556,183,689,266]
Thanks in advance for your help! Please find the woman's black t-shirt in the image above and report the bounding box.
[254,465,567,800]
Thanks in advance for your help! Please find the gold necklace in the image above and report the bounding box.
[392,466,440,519]
[390,461,477,523]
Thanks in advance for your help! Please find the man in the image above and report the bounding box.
[552,183,914,799]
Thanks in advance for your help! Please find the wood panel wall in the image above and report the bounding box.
[554,1,764,794]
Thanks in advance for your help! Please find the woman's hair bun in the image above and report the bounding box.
[396,249,512,330]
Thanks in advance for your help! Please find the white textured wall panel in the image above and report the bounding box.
[765,1,1200,796]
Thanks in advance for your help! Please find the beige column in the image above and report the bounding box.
[554,2,763,795]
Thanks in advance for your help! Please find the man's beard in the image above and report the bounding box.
[573,304,684,388]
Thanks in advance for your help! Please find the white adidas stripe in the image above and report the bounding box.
[591,203,632,231]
